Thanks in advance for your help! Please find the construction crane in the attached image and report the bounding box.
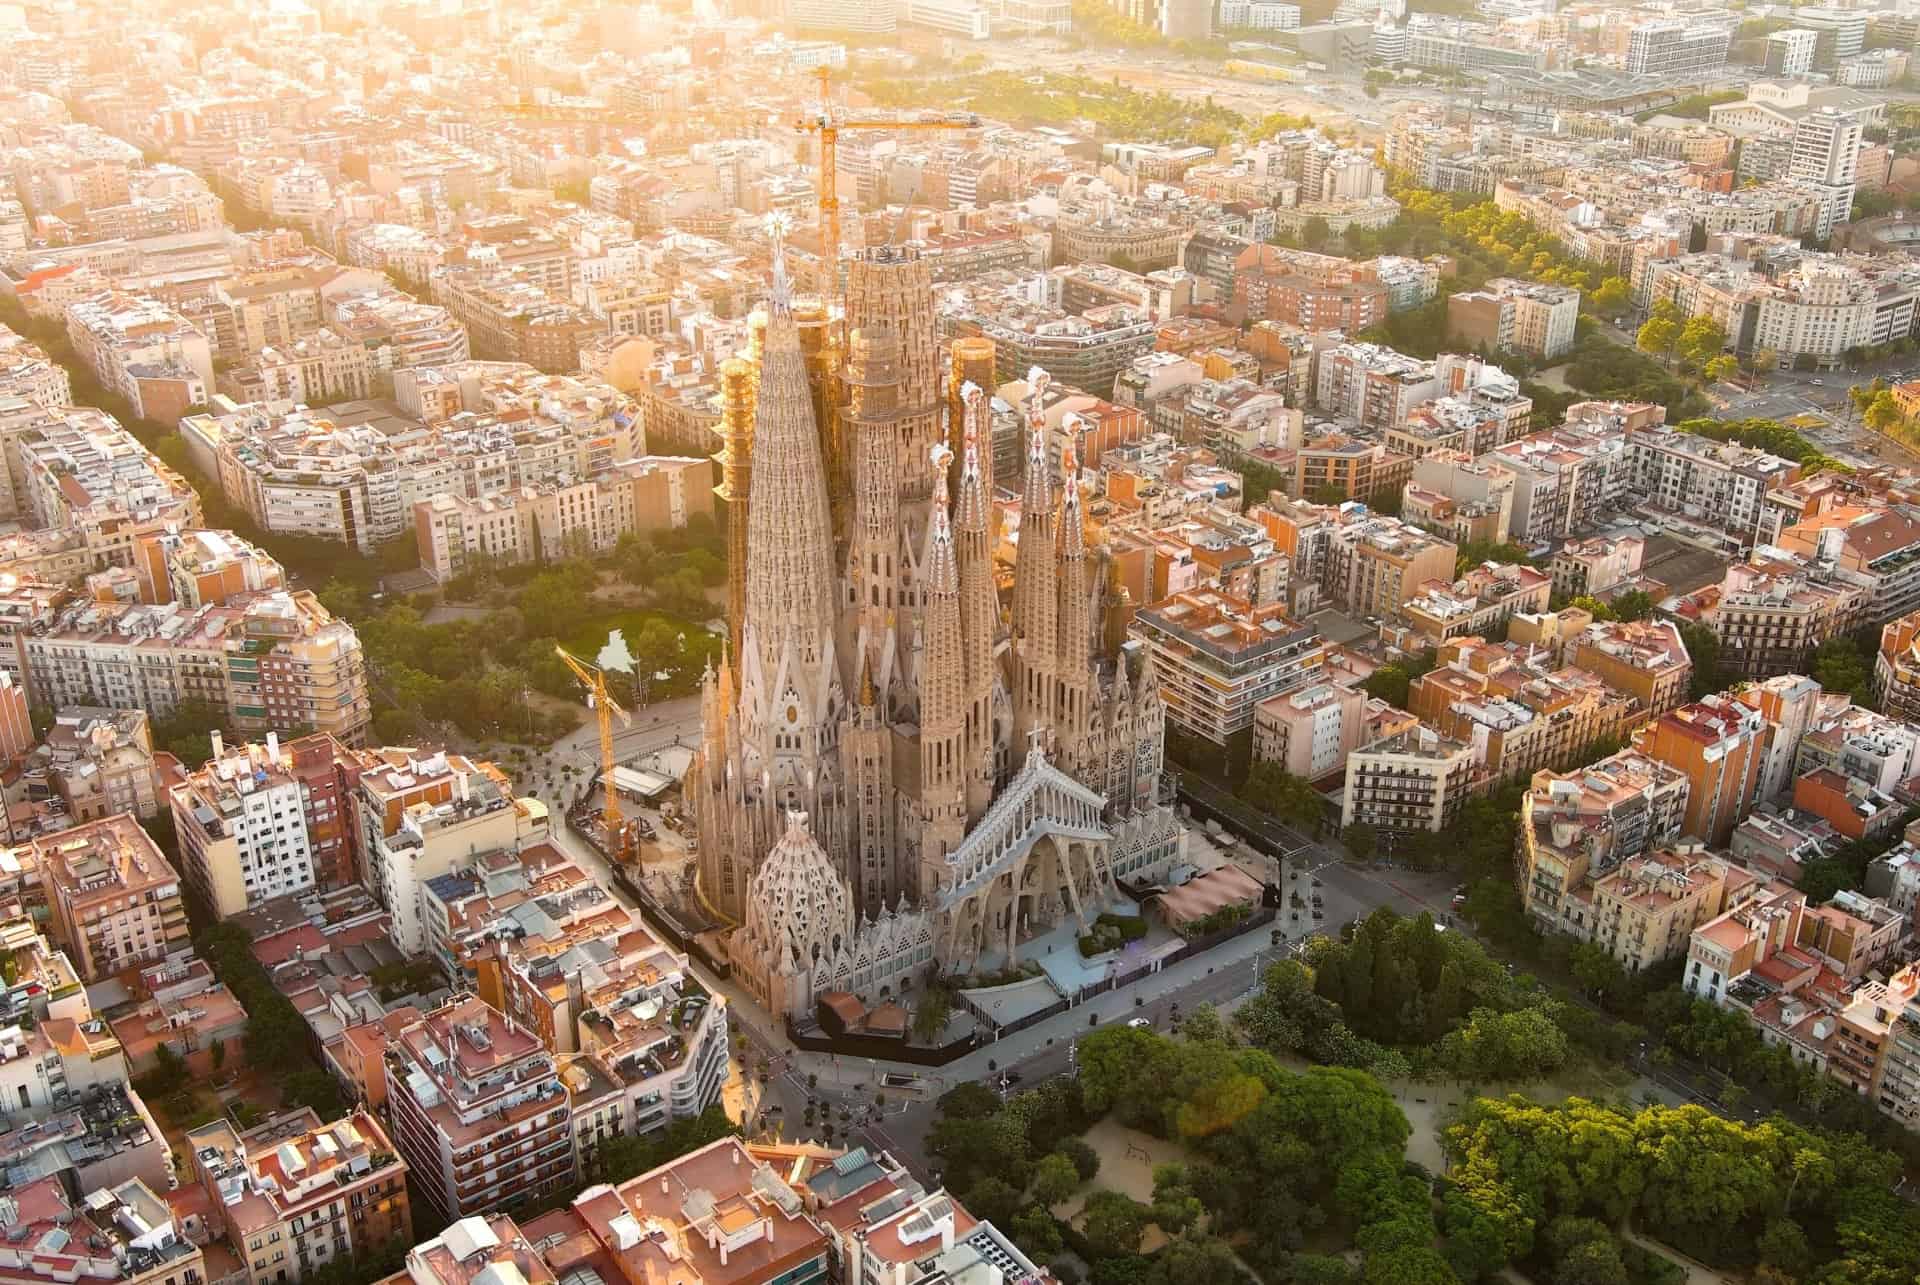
[792,66,978,302]
[555,642,633,849]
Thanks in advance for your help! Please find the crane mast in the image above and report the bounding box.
[555,644,632,854]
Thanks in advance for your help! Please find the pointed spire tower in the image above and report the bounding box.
[919,443,967,884]
[737,214,844,822]
[954,380,1000,820]
[1010,368,1058,770]
[1053,413,1098,777]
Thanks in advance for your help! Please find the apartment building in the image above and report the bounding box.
[1404,452,1516,545]
[1683,880,1810,1007]
[127,528,282,610]
[964,301,1157,399]
[385,995,576,1222]
[356,749,532,954]
[428,267,599,373]
[1292,434,1413,505]
[1549,535,1645,600]
[457,878,729,1147]
[35,813,190,983]
[1778,501,1920,627]
[36,707,159,822]
[1409,637,1636,783]
[521,1138,832,1285]
[1323,510,1458,619]
[1229,245,1388,331]
[1340,723,1479,841]
[1516,748,1692,935]
[1128,589,1326,745]
[170,734,323,919]
[1632,695,1771,847]
[1628,424,1800,549]
[412,456,714,583]
[1733,672,1824,806]
[1445,278,1579,361]
[1252,681,1365,781]
[1579,845,1743,972]
[1482,414,1637,544]
[0,323,72,409]
[1667,545,1868,679]
[226,329,377,406]
[1625,22,1733,77]
[1313,342,1442,432]
[0,402,201,554]
[1565,618,1693,716]
[1874,606,1920,723]
[1794,700,1920,798]
[187,1109,411,1285]
[1400,561,1552,643]
[62,292,214,425]
[0,1177,205,1285]
[181,376,639,554]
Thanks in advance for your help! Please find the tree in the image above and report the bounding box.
[1010,1206,1065,1264]
[1342,823,1377,862]
[1812,637,1873,706]
[1678,621,1723,701]
[1567,595,1615,621]
[1146,1233,1246,1285]
[283,1068,344,1118]
[211,1039,227,1071]
[964,1176,1024,1228]
[912,986,953,1044]
[1636,317,1681,366]
[1703,354,1741,384]
[1080,1190,1151,1259]
[1676,316,1728,369]
[1059,1136,1102,1182]
[1609,589,1655,621]
[1866,389,1905,435]
[1589,277,1631,316]
[1301,216,1333,250]
[1031,1152,1082,1206]
[1148,1164,1206,1234]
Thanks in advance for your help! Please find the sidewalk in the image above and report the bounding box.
[703,912,1283,1093]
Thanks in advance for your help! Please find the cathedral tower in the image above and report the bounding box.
[954,381,1002,819]
[1010,372,1058,768]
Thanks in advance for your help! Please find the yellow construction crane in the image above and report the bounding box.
[792,66,978,301]
[555,643,633,845]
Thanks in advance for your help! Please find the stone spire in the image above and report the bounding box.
[843,324,904,703]
[1055,413,1096,774]
[919,444,967,872]
[1011,368,1058,769]
[737,214,843,818]
[955,380,1000,819]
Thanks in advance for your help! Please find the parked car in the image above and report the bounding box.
[1126,1017,1152,1029]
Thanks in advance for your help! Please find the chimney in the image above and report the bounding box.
[209,730,223,760]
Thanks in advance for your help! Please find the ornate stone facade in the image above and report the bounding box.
[694,236,1176,1021]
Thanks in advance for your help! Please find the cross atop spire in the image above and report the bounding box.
[764,211,793,318]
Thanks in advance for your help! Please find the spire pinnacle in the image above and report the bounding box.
[959,380,984,483]
[927,442,958,595]
[764,211,793,318]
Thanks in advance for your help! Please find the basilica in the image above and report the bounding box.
[692,232,1178,1021]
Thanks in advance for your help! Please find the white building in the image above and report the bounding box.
[1765,29,1818,76]
[1788,109,1863,239]
[904,0,991,36]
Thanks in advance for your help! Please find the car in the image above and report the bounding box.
[1811,378,1824,386]
[1452,894,1469,910]
[1126,1017,1152,1029]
